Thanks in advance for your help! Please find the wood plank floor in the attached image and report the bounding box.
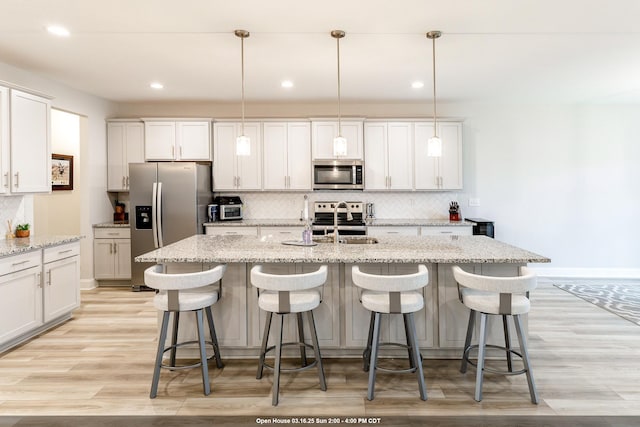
[0,281,639,422]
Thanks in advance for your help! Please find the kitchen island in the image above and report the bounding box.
[136,234,549,358]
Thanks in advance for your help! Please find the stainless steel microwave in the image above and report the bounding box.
[313,160,364,190]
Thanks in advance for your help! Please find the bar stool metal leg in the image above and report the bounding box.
[170,312,179,367]
[297,312,308,366]
[306,311,327,391]
[514,314,539,404]
[363,312,375,372]
[460,310,476,374]
[195,309,210,396]
[150,311,171,398]
[272,314,284,406]
[367,312,382,401]
[475,313,488,402]
[406,313,427,400]
[503,314,513,372]
[257,312,273,379]
[403,313,416,370]
[205,306,223,369]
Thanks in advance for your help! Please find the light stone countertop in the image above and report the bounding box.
[203,218,473,227]
[135,234,550,264]
[0,236,82,258]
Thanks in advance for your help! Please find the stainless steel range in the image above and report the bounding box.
[312,201,366,236]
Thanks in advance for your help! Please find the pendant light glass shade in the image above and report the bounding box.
[427,30,442,158]
[331,30,347,157]
[235,29,250,156]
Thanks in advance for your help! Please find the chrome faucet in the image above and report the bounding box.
[333,201,353,244]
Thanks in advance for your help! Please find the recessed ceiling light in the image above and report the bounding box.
[281,80,294,88]
[150,82,164,90]
[46,25,70,37]
[412,81,424,89]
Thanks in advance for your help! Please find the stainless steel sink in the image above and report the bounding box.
[312,236,379,244]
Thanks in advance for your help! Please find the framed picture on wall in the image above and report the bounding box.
[51,154,73,191]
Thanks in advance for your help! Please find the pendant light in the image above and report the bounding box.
[331,30,347,157]
[235,29,251,156]
[426,30,442,157]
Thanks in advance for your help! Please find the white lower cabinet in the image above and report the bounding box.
[367,226,419,237]
[0,252,42,346]
[0,242,81,352]
[93,228,131,280]
[205,226,258,236]
[43,242,80,322]
[345,263,436,349]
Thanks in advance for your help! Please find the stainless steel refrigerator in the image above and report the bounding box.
[129,162,211,290]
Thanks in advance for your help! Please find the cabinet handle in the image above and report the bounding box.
[47,271,52,286]
[126,176,129,188]
[226,232,238,235]
[389,176,392,188]
[180,146,183,157]
[58,249,73,254]
[113,243,117,254]
[236,176,240,188]
[3,172,8,188]
[109,243,113,254]
[388,231,399,234]
[37,272,42,288]
[171,146,175,158]
[122,176,126,188]
[11,260,30,267]
[14,172,19,188]
[440,231,453,234]
[107,232,119,236]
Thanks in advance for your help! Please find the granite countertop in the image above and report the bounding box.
[93,222,130,228]
[203,218,472,227]
[0,235,82,258]
[136,234,550,264]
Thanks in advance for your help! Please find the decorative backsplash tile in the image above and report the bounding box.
[219,191,459,220]
[0,195,30,239]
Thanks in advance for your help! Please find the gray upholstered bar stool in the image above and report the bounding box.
[250,265,328,406]
[144,263,226,399]
[351,265,429,401]
[452,265,538,403]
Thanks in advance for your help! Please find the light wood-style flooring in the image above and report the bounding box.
[0,281,639,422]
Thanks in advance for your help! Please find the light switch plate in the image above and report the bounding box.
[469,198,480,207]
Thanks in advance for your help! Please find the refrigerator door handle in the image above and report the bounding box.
[152,182,159,249]
[157,181,164,247]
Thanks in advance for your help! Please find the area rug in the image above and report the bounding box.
[554,283,640,326]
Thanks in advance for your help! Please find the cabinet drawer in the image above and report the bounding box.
[0,251,41,276]
[421,226,473,236]
[205,226,258,236]
[260,226,304,240]
[44,242,80,264]
[367,226,419,237]
[94,228,131,239]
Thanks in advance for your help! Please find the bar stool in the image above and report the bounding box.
[351,265,429,401]
[452,265,538,403]
[250,265,328,406]
[144,264,226,398]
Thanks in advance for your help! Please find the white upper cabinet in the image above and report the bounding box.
[0,86,9,194]
[143,120,211,161]
[311,120,363,160]
[364,122,413,190]
[414,122,463,190]
[213,122,262,191]
[263,122,311,190]
[107,121,144,191]
[7,89,51,194]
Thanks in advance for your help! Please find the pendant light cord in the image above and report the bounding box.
[336,34,342,136]
[431,35,438,137]
[241,34,246,136]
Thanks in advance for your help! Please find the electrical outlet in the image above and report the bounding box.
[469,198,480,207]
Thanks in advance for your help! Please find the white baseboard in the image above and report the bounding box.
[531,267,640,280]
[80,278,97,290]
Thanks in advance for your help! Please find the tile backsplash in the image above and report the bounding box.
[0,195,33,239]
[219,192,458,220]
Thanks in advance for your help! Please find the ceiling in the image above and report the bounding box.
[2,0,640,104]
